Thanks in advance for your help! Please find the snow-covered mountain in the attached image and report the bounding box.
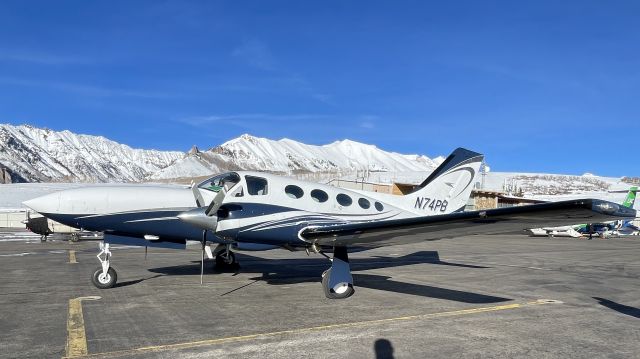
[151,134,442,180]
[2,124,634,200]
[0,125,442,183]
[0,124,183,182]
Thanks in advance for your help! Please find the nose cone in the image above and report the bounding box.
[177,207,218,230]
[23,192,61,214]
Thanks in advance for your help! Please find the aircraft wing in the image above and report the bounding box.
[300,199,636,247]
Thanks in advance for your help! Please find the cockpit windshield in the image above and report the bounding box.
[197,172,241,193]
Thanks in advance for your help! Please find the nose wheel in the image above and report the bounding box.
[91,266,117,289]
[91,242,117,289]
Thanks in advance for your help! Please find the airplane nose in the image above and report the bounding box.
[23,192,61,214]
[177,207,218,231]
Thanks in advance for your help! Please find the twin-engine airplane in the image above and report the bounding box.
[24,148,636,299]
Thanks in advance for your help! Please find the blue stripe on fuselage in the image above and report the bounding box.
[41,209,204,242]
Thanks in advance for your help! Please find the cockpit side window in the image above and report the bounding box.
[198,173,241,193]
[246,176,269,195]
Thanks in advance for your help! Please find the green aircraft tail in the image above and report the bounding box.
[622,186,638,208]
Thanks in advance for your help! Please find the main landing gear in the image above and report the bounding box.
[321,246,354,299]
[213,244,239,270]
[91,242,117,289]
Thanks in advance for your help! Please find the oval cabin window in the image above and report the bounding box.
[311,189,329,203]
[285,185,304,199]
[358,198,371,209]
[374,202,384,211]
[336,193,353,207]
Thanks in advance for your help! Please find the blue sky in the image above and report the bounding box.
[1,1,638,176]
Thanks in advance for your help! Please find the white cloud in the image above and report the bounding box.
[231,39,276,70]
[359,121,375,129]
[180,113,333,128]
[358,115,379,129]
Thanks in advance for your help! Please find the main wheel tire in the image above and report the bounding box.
[321,269,332,297]
[214,251,239,270]
[70,233,79,242]
[91,266,117,289]
[321,269,355,299]
[221,251,236,264]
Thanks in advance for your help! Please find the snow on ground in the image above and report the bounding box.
[0,230,41,242]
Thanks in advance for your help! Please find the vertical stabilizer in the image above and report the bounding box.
[622,186,637,208]
[401,148,484,215]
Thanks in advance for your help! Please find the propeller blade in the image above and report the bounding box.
[191,181,205,207]
[200,230,206,285]
[205,188,227,217]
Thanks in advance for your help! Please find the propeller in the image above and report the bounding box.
[179,185,228,284]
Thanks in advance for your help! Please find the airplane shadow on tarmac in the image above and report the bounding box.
[148,251,510,304]
[593,297,640,319]
[115,274,163,288]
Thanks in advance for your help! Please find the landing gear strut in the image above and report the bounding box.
[91,242,117,289]
[321,246,354,299]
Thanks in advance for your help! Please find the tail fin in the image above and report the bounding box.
[622,186,637,208]
[403,148,484,214]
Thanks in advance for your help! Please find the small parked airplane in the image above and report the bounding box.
[23,148,636,299]
[576,186,638,238]
[529,186,638,238]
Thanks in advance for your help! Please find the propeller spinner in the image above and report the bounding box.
[178,187,226,231]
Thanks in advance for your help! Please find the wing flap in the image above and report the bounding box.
[300,199,636,247]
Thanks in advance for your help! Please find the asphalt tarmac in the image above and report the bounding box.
[1,232,638,358]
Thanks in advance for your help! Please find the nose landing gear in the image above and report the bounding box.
[91,242,117,289]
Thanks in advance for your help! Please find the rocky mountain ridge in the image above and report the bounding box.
[0,124,442,183]
[0,124,183,182]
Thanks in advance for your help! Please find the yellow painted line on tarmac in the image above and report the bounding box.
[65,299,561,358]
[66,296,101,358]
[68,250,77,264]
